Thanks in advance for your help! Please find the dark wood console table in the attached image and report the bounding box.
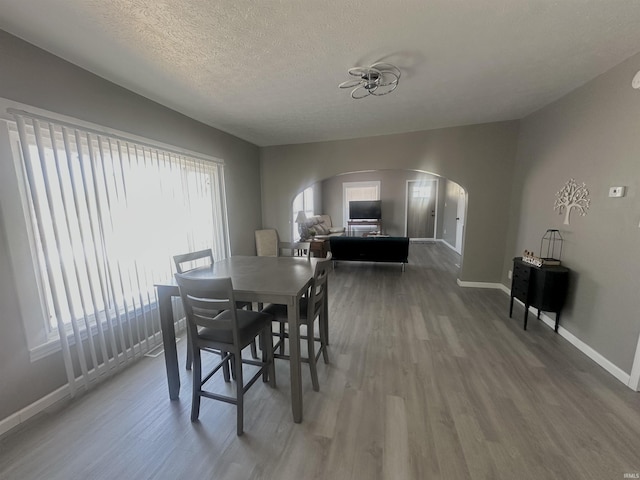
[509,257,569,331]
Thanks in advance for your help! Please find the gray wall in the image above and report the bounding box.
[0,31,261,419]
[503,52,640,374]
[320,170,442,238]
[261,121,520,282]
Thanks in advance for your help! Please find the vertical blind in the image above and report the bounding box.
[11,110,229,395]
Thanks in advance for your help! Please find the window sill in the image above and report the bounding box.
[28,305,186,363]
[29,337,63,362]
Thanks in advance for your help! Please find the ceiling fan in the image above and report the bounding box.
[338,62,401,99]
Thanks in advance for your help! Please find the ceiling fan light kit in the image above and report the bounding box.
[339,62,401,99]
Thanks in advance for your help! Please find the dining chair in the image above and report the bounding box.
[175,274,275,436]
[173,248,215,274]
[278,241,311,258]
[260,252,332,391]
[255,229,279,256]
[173,249,257,369]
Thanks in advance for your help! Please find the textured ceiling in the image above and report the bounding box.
[2,1,640,146]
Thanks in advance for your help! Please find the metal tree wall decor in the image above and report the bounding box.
[554,178,590,225]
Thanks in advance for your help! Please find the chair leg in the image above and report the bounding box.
[234,350,244,436]
[319,313,329,365]
[306,322,320,392]
[261,331,269,383]
[245,303,259,360]
[190,346,202,422]
[186,329,193,370]
[222,351,230,382]
[279,322,286,355]
[230,355,237,381]
[262,328,276,387]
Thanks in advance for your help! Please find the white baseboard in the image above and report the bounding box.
[0,384,70,437]
[457,281,632,388]
[456,279,506,291]
[506,291,631,388]
[0,328,183,439]
[437,239,458,253]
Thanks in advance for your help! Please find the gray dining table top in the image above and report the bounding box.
[158,255,319,299]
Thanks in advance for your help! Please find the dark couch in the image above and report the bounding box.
[329,236,409,271]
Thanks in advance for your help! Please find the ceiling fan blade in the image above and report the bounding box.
[347,67,369,77]
[377,71,400,87]
[339,79,363,89]
[370,62,401,79]
[350,86,371,99]
[370,82,398,96]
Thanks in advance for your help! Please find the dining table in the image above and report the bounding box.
[154,255,326,423]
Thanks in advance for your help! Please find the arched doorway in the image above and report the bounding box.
[290,168,468,259]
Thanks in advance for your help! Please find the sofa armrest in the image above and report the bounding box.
[328,227,345,234]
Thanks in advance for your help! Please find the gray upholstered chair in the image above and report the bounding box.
[173,249,257,367]
[260,252,331,391]
[255,229,279,256]
[175,274,275,436]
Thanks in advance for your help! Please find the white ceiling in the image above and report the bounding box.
[2,1,640,147]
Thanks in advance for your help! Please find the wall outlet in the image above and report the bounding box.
[608,186,626,197]
[508,270,512,280]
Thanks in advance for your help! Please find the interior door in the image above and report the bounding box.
[406,180,436,239]
[455,186,466,254]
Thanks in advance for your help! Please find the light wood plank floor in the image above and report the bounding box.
[1,243,639,479]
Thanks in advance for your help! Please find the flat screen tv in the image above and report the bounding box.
[349,200,382,220]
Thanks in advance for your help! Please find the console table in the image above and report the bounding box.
[509,257,569,331]
[347,219,382,236]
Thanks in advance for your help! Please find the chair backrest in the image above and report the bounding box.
[279,241,311,258]
[174,274,239,346]
[306,252,332,321]
[173,248,214,274]
[255,229,279,256]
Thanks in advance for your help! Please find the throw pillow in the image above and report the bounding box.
[315,223,330,235]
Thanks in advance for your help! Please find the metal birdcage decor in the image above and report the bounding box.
[539,229,563,265]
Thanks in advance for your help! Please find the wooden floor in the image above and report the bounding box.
[1,243,639,479]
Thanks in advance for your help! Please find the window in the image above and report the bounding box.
[343,181,380,223]
[292,186,314,240]
[0,105,229,385]
[412,184,433,198]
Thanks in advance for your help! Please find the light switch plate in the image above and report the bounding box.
[608,186,626,198]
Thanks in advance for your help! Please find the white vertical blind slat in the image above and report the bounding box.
[33,120,91,391]
[80,130,113,372]
[108,139,132,362]
[15,116,78,396]
[50,124,100,381]
[91,134,122,369]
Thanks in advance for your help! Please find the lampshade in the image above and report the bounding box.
[295,211,306,223]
